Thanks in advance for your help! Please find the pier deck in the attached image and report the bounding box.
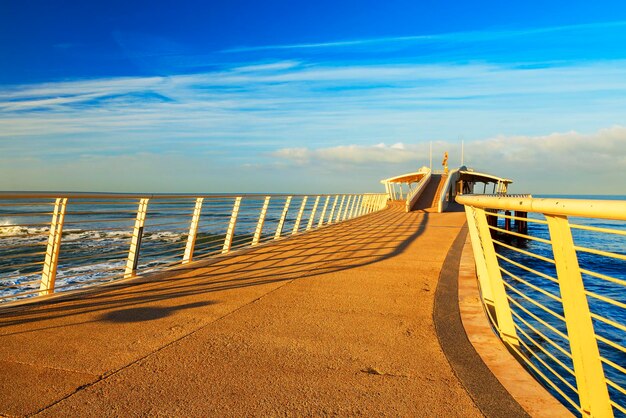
[1,208,516,417]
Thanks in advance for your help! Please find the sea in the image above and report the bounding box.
[0,193,624,416]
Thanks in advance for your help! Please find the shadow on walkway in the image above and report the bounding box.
[0,208,429,333]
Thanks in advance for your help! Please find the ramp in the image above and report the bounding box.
[410,174,448,211]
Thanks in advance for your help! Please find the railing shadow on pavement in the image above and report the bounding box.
[0,207,429,333]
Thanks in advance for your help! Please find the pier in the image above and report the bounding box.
[0,204,531,417]
[1,178,625,417]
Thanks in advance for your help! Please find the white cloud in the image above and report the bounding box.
[269,127,626,194]
[272,143,422,165]
[468,126,626,171]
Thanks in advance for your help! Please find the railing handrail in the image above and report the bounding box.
[456,194,626,220]
[405,170,432,212]
[0,191,382,200]
[437,167,460,212]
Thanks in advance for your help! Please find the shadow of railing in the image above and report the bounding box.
[0,207,429,333]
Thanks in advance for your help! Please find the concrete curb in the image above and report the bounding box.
[457,231,574,417]
[434,226,531,418]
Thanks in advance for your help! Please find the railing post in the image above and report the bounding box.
[463,205,494,304]
[356,195,364,216]
[252,196,271,246]
[274,196,292,239]
[39,197,68,296]
[473,207,519,345]
[342,195,352,221]
[328,195,339,224]
[182,197,203,264]
[124,198,149,279]
[222,197,242,254]
[354,194,363,218]
[306,196,320,231]
[348,195,358,219]
[364,195,372,214]
[318,195,330,228]
[292,196,308,235]
[335,195,346,222]
[546,214,613,418]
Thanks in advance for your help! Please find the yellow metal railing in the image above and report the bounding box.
[457,194,626,418]
[0,192,388,304]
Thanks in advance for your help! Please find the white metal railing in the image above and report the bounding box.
[0,192,388,304]
[405,170,432,212]
[457,194,626,418]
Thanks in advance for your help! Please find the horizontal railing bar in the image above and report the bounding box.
[596,334,626,355]
[570,223,626,236]
[590,312,626,334]
[496,252,559,284]
[493,239,556,265]
[503,279,566,323]
[456,195,626,221]
[507,292,570,343]
[515,324,578,392]
[580,268,626,287]
[0,192,383,200]
[489,225,553,244]
[600,356,626,379]
[0,277,41,289]
[508,343,582,413]
[499,263,562,303]
[585,289,626,310]
[63,218,135,225]
[137,245,187,259]
[64,210,138,215]
[56,265,126,281]
[1,222,50,229]
[138,253,186,268]
[57,250,129,263]
[0,251,47,261]
[61,225,133,234]
[143,220,192,228]
[495,212,549,225]
[0,202,53,206]
[0,212,53,217]
[0,287,44,301]
[514,322,577,380]
[53,271,126,291]
[143,215,195,221]
[609,398,626,416]
[0,270,42,282]
[3,260,45,270]
[2,242,47,250]
[574,245,626,261]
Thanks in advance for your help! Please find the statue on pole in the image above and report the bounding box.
[442,152,449,175]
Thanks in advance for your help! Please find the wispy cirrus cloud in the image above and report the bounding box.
[2,59,626,148]
[221,20,626,53]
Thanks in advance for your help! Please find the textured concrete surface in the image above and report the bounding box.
[1,208,483,417]
[457,233,573,417]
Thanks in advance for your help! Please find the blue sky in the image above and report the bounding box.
[1,1,626,193]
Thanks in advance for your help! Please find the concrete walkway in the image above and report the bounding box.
[1,208,483,417]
